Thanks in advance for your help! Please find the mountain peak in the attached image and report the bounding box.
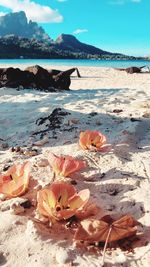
[56,34,79,44]
[55,33,112,55]
[0,11,52,42]
[0,11,27,28]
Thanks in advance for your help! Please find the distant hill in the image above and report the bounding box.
[0,35,76,59]
[55,34,112,55]
[0,11,51,42]
[0,35,139,60]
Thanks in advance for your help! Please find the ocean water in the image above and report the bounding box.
[0,59,150,68]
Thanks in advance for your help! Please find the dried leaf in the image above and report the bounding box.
[74,214,137,243]
[76,203,100,220]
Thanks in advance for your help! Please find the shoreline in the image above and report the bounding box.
[0,58,150,69]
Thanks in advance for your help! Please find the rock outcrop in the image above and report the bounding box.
[0,65,81,91]
[116,66,150,74]
[0,11,51,42]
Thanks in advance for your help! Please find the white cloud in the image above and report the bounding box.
[73,28,88,35]
[0,0,63,23]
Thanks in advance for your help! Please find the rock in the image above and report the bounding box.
[2,164,12,171]
[10,203,25,215]
[11,146,21,152]
[23,148,39,157]
[130,117,141,122]
[117,66,148,74]
[0,197,29,212]
[1,142,9,149]
[126,67,142,73]
[115,251,127,264]
[12,218,23,225]
[0,194,6,201]
[0,67,35,88]
[112,109,123,113]
[0,252,7,265]
[10,146,40,156]
[88,112,98,117]
[70,180,77,185]
[33,136,49,146]
[49,67,81,90]
[68,119,79,126]
[25,65,54,89]
[143,113,150,118]
[38,159,49,167]
[35,108,71,136]
[55,248,69,264]
[0,65,78,91]
[96,120,102,126]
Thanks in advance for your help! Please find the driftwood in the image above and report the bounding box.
[48,67,81,78]
[0,65,81,91]
[48,67,81,90]
[116,66,150,74]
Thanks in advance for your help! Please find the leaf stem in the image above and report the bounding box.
[101,226,112,266]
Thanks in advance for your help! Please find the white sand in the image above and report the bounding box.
[0,66,150,267]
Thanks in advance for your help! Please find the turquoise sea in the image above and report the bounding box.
[0,59,150,68]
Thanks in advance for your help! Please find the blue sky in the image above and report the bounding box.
[0,0,149,56]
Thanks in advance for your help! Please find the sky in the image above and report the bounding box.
[0,0,149,56]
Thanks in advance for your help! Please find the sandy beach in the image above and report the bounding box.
[0,66,150,267]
